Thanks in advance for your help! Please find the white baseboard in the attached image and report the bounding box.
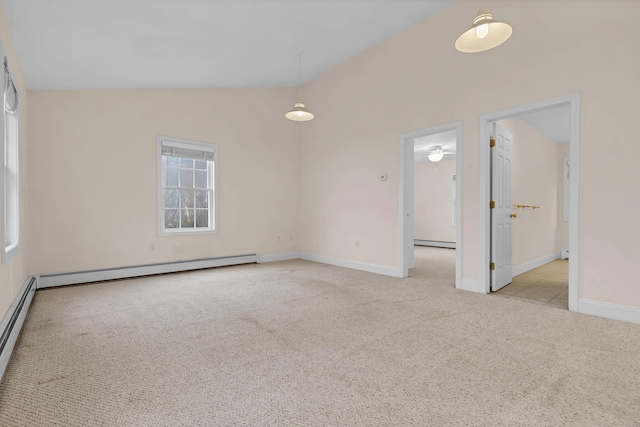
[256,252,300,263]
[298,253,402,278]
[414,240,456,249]
[0,277,37,381]
[578,299,640,325]
[512,252,561,277]
[38,254,257,288]
[457,279,484,293]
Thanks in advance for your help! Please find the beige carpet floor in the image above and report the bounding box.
[1,247,639,426]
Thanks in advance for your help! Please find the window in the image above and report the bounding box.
[1,52,20,263]
[157,137,217,235]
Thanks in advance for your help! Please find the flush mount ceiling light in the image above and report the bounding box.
[428,147,444,162]
[286,53,314,122]
[455,8,513,53]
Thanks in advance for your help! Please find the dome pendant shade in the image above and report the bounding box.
[455,8,512,53]
[286,102,314,121]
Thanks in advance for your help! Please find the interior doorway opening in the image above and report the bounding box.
[399,121,462,287]
[489,113,570,308]
[480,94,580,311]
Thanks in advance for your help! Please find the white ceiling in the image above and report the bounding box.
[517,104,571,144]
[3,0,454,90]
[414,130,456,163]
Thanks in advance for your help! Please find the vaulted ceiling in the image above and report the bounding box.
[3,0,454,89]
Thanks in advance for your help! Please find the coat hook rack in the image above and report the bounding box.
[512,204,540,210]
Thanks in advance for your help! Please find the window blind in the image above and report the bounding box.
[160,140,214,161]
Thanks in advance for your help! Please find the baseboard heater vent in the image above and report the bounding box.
[38,254,257,289]
[414,240,456,249]
[0,277,37,382]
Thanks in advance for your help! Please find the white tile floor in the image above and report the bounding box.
[495,259,568,308]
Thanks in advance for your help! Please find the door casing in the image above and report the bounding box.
[479,93,580,311]
[398,121,462,286]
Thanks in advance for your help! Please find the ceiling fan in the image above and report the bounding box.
[418,145,456,162]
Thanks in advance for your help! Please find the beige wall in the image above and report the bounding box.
[414,158,456,242]
[0,5,29,315]
[299,0,640,306]
[3,0,640,317]
[497,117,566,267]
[28,89,299,274]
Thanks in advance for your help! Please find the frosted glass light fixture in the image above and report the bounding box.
[286,54,314,122]
[428,148,444,162]
[455,8,513,53]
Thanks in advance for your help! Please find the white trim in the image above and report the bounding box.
[512,252,561,277]
[414,240,456,249]
[156,136,218,237]
[399,121,462,288]
[562,157,570,222]
[256,252,300,263]
[578,299,640,325]
[38,255,256,288]
[0,276,36,381]
[299,252,402,277]
[479,93,580,313]
[458,279,483,293]
[568,96,580,313]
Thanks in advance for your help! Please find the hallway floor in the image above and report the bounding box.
[495,259,568,309]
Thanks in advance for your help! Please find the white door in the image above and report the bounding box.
[491,123,513,291]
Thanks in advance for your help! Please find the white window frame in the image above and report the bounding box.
[1,44,20,264]
[157,136,218,236]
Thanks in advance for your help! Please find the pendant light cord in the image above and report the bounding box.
[298,53,302,101]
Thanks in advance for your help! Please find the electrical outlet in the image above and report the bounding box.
[355,240,360,248]
[150,244,155,251]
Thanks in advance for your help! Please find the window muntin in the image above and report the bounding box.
[158,137,216,235]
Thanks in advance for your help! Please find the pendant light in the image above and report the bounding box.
[455,8,512,53]
[286,53,314,122]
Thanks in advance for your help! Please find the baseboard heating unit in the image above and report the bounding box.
[38,254,258,289]
[414,240,456,249]
[0,277,36,381]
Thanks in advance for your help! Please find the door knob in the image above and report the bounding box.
[510,213,517,218]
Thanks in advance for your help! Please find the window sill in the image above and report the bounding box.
[2,243,20,264]
[158,228,217,237]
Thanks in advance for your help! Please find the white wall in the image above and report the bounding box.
[298,0,640,307]
[0,5,29,316]
[414,158,455,242]
[497,117,566,268]
[27,89,300,275]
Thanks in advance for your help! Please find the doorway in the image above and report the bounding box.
[399,121,462,286]
[480,94,580,311]
[490,112,571,307]
[413,129,458,282]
